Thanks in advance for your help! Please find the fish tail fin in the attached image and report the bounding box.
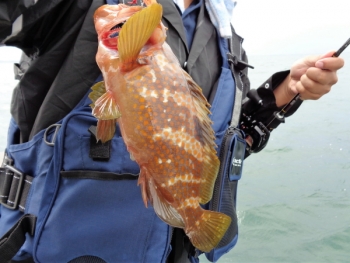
[187,210,231,253]
[118,3,162,68]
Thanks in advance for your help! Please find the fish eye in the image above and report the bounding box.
[110,32,119,38]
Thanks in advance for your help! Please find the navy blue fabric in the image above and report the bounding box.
[1,88,172,262]
[0,118,55,261]
[209,36,234,148]
[30,95,172,263]
[174,0,202,50]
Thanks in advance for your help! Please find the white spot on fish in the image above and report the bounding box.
[149,69,157,82]
[163,127,172,133]
[166,159,171,164]
[140,87,148,98]
[158,158,162,164]
[163,88,170,103]
[151,90,158,98]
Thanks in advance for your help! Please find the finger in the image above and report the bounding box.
[300,74,331,96]
[315,56,345,70]
[319,50,337,59]
[295,80,324,100]
[306,67,338,86]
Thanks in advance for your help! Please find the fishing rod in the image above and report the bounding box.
[266,37,350,128]
[241,37,350,154]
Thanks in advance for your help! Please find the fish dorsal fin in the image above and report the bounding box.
[118,3,162,68]
[182,70,220,204]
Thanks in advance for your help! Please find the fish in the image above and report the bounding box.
[90,0,231,252]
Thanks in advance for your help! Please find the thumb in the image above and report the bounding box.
[315,50,336,69]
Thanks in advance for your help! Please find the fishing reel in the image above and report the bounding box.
[239,89,272,154]
[240,112,270,154]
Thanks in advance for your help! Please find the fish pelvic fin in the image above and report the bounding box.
[96,119,117,143]
[183,70,220,204]
[138,166,150,208]
[118,3,162,70]
[187,210,231,253]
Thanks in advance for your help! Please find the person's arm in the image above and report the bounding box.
[241,51,344,156]
[273,51,344,107]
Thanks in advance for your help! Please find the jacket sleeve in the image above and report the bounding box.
[240,70,303,157]
[242,70,302,129]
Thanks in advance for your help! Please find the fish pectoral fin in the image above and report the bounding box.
[148,178,185,228]
[118,3,162,66]
[91,91,120,143]
[89,81,106,109]
[92,91,121,120]
[182,70,220,204]
[186,210,231,253]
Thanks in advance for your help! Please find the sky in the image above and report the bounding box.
[231,0,350,55]
[0,0,349,59]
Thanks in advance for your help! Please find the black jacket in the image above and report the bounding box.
[1,0,300,144]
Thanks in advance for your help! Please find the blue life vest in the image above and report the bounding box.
[0,1,250,262]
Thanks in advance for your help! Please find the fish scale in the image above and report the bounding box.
[90,0,231,252]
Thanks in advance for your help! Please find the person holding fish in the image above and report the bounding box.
[0,0,344,262]
[89,0,344,262]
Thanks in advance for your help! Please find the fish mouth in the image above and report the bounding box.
[110,21,126,31]
[108,20,126,38]
[100,20,127,50]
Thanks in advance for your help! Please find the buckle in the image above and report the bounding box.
[1,165,25,210]
[44,124,61,146]
[227,53,254,70]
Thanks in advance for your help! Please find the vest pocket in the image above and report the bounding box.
[34,171,169,263]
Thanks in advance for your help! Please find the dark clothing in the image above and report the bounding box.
[1,0,299,143]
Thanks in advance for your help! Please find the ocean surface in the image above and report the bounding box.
[0,48,349,262]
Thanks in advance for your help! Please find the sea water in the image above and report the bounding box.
[0,48,349,262]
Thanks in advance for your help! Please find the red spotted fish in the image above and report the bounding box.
[90,0,231,252]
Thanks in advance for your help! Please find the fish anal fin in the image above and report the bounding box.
[118,3,162,69]
[182,70,220,204]
[138,167,150,208]
[96,119,117,143]
[187,210,231,252]
[89,81,106,109]
[92,91,121,120]
[148,178,185,228]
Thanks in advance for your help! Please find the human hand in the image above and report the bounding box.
[289,51,345,100]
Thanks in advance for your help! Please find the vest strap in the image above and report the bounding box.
[0,157,33,212]
[0,214,36,263]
